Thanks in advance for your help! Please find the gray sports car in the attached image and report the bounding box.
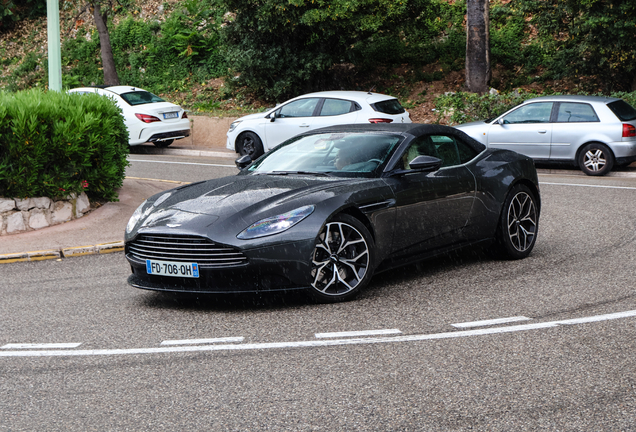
[125,124,540,302]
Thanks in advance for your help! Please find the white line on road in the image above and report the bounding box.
[128,158,235,168]
[540,182,636,191]
[1,310,635,358]
[451,316,531,329]
[161,337,244,346]
[315,329,402,339]
[1,343,82,349]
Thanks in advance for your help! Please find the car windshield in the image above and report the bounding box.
[607,100,636,121]
[119,91,165,106]
[247,132,403,176]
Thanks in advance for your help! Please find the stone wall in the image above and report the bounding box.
[0,192,90,236]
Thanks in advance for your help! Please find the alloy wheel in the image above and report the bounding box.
[583,148,606,172]
[311,221,370,296]
[506,191,537,253]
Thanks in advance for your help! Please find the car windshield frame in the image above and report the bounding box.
[246,132,405,178]
[119,91,166,106]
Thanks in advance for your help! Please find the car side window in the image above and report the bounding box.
[400,135,473,169]
[278,98,320,118]
[502,102,553,124]
[319,99,354,116]
[555,103,599,123]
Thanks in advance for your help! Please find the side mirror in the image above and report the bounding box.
[235,155,253,170]
[408,155,442,172]
[269,110,278,122]
[495,118,504,125]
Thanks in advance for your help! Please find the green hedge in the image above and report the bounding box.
[0,89,129,201]
[435,91,636,125]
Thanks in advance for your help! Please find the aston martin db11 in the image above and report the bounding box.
[125,124,540,302]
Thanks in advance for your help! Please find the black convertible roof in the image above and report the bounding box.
[305,123,487,153]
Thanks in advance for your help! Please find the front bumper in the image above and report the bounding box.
[125,239,315,294]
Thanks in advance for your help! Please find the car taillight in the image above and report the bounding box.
[135,113,161,123]
[182,112,188,119]
[622,124,636,137]
[369,118,393,124]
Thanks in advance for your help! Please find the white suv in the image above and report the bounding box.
[68,86,191,147]
[227,91,411,159]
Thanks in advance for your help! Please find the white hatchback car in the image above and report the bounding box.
[68,86,191,147]
[455,95,636,176]
[226,91,411,159]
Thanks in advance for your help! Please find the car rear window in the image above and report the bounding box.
[371,99,405,115]
[120,91,165,106]
[607,100,636,121]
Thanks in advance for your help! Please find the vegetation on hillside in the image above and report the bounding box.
[1,0,635,120]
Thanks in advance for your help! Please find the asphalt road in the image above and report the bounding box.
[1,156,635,430]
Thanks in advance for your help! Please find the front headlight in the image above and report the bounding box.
[237,205,315,240]
[126,200,148,234]
[228,120,242,133]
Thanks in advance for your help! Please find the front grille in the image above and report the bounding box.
[128,234,247,267]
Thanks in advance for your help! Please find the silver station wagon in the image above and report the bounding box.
[455,95,636,175]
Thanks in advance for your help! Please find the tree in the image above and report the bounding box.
[90,1,119,85]
[70,0,120,86]
[517,0,636,92]
[465,0,490,93]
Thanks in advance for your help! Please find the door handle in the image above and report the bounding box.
[538,130,547,134]
[300,124,310,128]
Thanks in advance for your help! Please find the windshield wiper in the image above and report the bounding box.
[268,171,333,177]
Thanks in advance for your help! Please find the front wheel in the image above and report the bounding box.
[578,143,614,176]
[495,184,539,260]
[236,132,264,160]
[308,214,375,303]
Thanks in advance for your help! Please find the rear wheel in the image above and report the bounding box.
[236,132,264,160]
[153,139,174,148]
[495,184,539,260]
[578,143,614,176]
[308,214,375,303]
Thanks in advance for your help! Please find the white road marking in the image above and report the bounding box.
[161,337,244,346]
[451,316,531,329]
[540,182,636,191]
[128,158,235,168]
[1,343,82,349]
[1,310,634,358]
[315,329,402,338]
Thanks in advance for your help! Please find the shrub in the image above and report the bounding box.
[0,89,129,201]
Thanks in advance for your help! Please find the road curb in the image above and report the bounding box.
[0,241,124,264]
[131,146,237,159]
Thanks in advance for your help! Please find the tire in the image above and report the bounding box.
[236,132,264,160]
[495,184,539,260]
[153,139,174,148]
[578,143,614,176]
[308,214,375,303]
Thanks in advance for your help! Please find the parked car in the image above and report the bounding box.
[68,86,190,147]
[125,123,540,303]
[226,91,412,159]
[455,95,636,176]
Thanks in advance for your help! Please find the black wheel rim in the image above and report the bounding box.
[311,222,369,296]
[506,191,537,252]
[241,136,255,156]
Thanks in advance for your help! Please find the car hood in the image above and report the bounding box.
[236,112,269,122]
[455,120,490,130]
[141,175,355,224]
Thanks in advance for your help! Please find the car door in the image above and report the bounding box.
[264,98,320,147]
[311,98,360,129]
[550,102,601,161]
[488,102,553,159]
[385,134,476,257]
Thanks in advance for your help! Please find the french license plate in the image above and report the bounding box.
[146,260,199,278]
[163,112,179,119]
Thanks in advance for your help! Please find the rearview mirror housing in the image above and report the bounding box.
[235,155,253,170]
